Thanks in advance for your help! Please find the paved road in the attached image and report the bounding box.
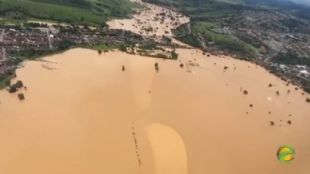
[46,29,53,49]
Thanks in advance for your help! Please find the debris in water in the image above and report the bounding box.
[243,90,248,95]
[17,93,25,101]
[122,65,125,71]
[155,62,159,72]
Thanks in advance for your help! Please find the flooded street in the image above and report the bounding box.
[0,0,310,174]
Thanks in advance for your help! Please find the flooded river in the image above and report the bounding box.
[0,0,310,174]
[0,48,309,174]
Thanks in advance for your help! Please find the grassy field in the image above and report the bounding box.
[174,21,258,58]
[0,0,137,26]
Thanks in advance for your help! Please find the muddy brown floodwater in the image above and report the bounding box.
[0,48,309,174]
[0,0,310,174]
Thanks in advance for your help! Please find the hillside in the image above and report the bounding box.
[0,0,136,25]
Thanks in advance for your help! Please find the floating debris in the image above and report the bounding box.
[270,121,275,126]
[287,120,292,125]
[155,62,159,72]
[243,90,248,95]
[249,104,253,107]
[276,91,280,96]
[306,98,310,103]
[17,93,25,101]
[122,65,125,71]
[268,83,273,88]
[180,63,184,68]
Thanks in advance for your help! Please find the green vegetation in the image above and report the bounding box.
[175,21,258,58]
[171,50,178,59]
[0,75,11,89]
[273,52,310,67]
[147,0,310,59]
[0,0,137,26]
[147,0,261,58]
[90,44,117,52]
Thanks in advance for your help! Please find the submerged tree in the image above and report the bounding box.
[17,93,25,101]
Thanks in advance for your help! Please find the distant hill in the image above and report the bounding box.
[0,0,136,25]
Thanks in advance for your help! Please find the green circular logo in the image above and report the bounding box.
[277,145,295,163]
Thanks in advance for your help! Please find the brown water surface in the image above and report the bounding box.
[0,48,309,174]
